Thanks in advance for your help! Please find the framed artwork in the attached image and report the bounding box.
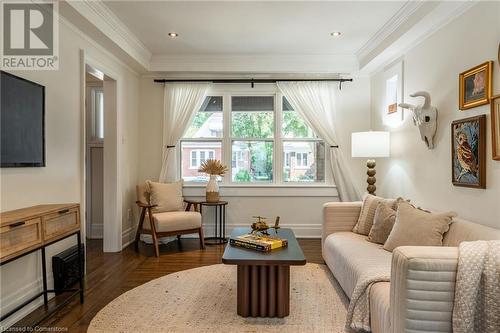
[491,94,500,160]
[451,115,486,188]
[459,61,492,110]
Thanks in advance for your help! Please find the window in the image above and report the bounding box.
[90,88,104,141]
[282,98,325,182]
[190,150,215,168]
[181,96,223,182]
[180,91,326,184]
[231,96,274,182]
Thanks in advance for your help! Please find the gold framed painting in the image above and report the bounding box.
[459,61,493,110]
[451,115,486,188]
[491,94,500,160]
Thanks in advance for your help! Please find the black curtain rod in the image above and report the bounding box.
[154,78,352,89]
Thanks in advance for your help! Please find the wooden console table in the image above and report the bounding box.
[0,204,84,326]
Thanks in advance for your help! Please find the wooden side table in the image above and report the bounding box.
[199,201,228,245]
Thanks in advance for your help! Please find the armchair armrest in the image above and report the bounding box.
[136,201,157,209]
[322,201,362,246]
[184,199,200,212]
[390,246,459,333]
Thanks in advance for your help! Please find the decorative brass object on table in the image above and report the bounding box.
[250,216,280,235]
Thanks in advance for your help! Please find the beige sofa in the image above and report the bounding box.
[322,201,500,333]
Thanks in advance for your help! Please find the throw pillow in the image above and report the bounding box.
[367,201,398,244]
[146,180,184,213]
[383,201,455,252]
[352,193,397,235]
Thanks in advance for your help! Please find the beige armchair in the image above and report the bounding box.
[134,184,205,257]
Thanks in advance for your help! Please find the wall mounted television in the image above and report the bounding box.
[1,71,45,167]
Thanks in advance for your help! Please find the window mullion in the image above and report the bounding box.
[223,94,232,185]
[275,92,283,185]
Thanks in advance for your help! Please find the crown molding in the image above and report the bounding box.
[358,0,478,74]
[66,0,152,70]
[149,54,358,74]
[356,1,426,62]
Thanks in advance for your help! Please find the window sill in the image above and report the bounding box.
[183,184,338,197]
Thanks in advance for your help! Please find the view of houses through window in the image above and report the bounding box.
[180,93,325,184]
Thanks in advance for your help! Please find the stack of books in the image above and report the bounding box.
[230,234,288,252]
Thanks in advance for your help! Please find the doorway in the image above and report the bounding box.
[85,66,104,241]
[82,58,121,252]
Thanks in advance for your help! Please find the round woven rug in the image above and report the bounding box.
[88,263,350,333]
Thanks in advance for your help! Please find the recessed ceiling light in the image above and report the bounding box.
[331,32,341,37]
[168,32,179,38]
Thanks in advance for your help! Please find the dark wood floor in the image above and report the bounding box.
[13,237,323,332]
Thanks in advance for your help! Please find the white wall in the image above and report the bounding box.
[370,2,500,228]
[0,18,140,327]
[137,77,370,237]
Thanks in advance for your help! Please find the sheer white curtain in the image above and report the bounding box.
[159,83,210,182]
[277,81,360,201]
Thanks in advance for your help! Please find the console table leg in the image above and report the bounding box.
[77,231,84,303]
[41,247,48,305]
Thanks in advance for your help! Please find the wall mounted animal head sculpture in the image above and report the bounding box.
[399,91,438,149]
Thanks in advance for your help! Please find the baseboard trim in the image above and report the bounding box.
[0,276,55,329]
[121,226,135,249]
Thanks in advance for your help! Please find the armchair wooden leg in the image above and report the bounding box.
[198,227,205,250]
[148,207,160,257]
[134,208,146,251]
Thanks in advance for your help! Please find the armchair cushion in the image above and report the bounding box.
[146,180,184,213]
[143,211,201,233]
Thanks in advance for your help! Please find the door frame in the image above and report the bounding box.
[80,50,123,252]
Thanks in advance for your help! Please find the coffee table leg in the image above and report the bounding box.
[236,265,290,318]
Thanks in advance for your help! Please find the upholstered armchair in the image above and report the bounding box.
[134,183,205,257]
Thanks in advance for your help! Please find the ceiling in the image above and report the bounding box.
[103,1,405,56]
[62,1,477,74]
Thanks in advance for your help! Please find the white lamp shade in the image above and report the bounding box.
[351,131,390,158]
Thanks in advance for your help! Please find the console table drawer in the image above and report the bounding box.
[43,208,80,241]
[0,218,43,260]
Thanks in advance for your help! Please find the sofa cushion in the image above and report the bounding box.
[353,194,397,236]
[367,201,397,244]
[369,282,391,333]
[143,211,201,233]
[323,232,392,298]
[384,201,455,252]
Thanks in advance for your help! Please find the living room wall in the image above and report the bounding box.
[137,76,371,237]
[370,2,500,228]
[0,19,140,327]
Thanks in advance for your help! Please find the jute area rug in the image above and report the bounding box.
[88,263,351,333]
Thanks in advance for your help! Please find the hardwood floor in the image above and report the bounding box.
[12,237,323,332]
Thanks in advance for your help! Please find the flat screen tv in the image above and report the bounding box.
[1,71,45,167]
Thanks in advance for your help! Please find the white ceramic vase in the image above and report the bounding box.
[206,174,220,202]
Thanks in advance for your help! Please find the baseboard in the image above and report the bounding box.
[199,223,321,239]
[121,226,135,249]
[0,276,55,330]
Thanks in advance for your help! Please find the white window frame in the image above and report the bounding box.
[179,84,331,187]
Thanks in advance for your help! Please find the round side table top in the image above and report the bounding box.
[199,201,228,206]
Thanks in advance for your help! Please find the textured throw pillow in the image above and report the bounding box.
[352,194,397,235]
[367,201,398,244]
[146,180,184,213]
[383,201,455,252]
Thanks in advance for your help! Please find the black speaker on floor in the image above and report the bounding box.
[52,244,85,295]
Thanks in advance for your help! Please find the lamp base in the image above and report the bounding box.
[366,159,376,195]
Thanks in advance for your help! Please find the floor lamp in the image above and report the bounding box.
[351,131,390,195]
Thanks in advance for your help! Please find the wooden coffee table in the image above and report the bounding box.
[222,228,306,318]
